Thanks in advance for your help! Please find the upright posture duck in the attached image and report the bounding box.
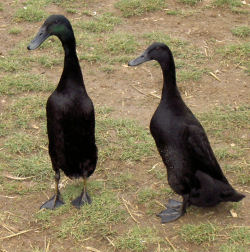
[128,42,244,223]
[28,15,98,209]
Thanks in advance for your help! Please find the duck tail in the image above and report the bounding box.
[220,188,245,202]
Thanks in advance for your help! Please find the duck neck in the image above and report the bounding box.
[57,32,86,91]
[159,57,180,102]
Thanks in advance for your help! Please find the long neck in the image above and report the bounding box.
[159,55,181,101]
[57,32,86,91]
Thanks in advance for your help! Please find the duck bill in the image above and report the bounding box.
[128,53,150,66]
[27,26,49,50]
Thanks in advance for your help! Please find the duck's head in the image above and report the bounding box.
[27,15,73,50]
[128,42,171,66]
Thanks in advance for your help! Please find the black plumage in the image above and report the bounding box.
[128,42,244,223]
[28,15,97,209]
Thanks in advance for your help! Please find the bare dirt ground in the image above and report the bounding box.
[0,0,249,251]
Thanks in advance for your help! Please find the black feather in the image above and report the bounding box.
[28,15,97,209]
[129,42,244,221]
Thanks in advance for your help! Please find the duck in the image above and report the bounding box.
[128,42,245,223]
[27,15,98,209]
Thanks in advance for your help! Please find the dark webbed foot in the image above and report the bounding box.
[157,207,183,223]
[71,191,92,209]
[40,194,64,210]
[157,198,187,223]
[165,199,182,210]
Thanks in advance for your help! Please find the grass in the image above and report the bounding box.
[106,33,138,56]
[137,187,159,203]
[198,106,250,186]
[181,224,250,249]
[5,95,46,128]
[57,190,127,239]
[231,26,250,38]
[14,7,47,22]
[8,153,50,180]
[78,32,139,64]
[96,116,155,162]
[115,0,166,17]
[214,147,241,161]
[110,172,133,190]
[165,9,181,15]
[220,227,250,251]
[229,227,250,245]
[178,0,202,6]
[116,226,162,251]
[180,222,220,245]
[4,132,42,154]
[9,27,22,35]
[198,106,250,142]
[212,0,242,8]
[178,68,205,82]
[78,12,122,33]
[0,73,52,95]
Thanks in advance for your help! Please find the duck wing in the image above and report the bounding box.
[186,124,228,183]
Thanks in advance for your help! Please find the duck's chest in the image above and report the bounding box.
[149,106,186,165]
[149,106,177,142]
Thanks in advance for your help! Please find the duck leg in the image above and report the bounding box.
[71,177,92,208]
[40,171,65,210]
[157,195,189,223]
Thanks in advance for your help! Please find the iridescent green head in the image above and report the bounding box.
[27,15,74,50]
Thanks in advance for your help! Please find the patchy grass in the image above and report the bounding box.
[96,116,154,162]
[78,32,139,64]
[4,132,42,154]
[106,33,138,56]
[9,153,50,180]
[6,95,46,128]
[231,7,249,15]
[229,226,250,245]
[78,12,122,33]
[57,190,127,239]
[115,0,166,17]
[231,26,250,38]
[165,9,181,15]
[219,226,250,251]
[0,73,52,95]
[214,147,241,161]
[9,27,22,35]
[212,0,242,8]
[0,0,249,251]
[137,187,159,203]
[116,226,163,251]
[14,7,47,22]
[178,68,205,82]
[180,222,221,245]
[178,0,202,6]
[197,106,250,186]
[198,106,250,142]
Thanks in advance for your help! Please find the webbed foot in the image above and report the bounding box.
[157,207,183,223]
[71,191,92,209]
[40,194,64,210]
[157,199,185,223]
[165,199,182,210]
